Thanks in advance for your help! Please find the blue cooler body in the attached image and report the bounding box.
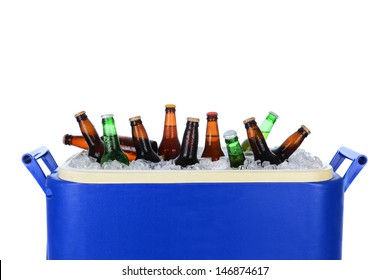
[22,146,367,260]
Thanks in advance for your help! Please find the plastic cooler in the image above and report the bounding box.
[22,146,367,260]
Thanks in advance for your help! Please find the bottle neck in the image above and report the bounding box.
[163,110,179,138]
[102,118,121,151]
[298,127,310,138]
[225,136,239,145]
[205,118,220,138]
[63,134,88,149]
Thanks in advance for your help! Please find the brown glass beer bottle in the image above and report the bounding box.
[243,117,282,165]
[272,125,311,161]
[129,116,161,163]
[175,117,200,167]
[158,104,181,160]
[63,134,157,154]
[201,112,225,161]
[63,134,137,162]
[74,111,105,162]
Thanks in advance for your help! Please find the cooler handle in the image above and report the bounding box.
[329,146,367,192]
[22,146,57,197]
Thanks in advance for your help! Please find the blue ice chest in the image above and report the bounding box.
[22,146,367,260]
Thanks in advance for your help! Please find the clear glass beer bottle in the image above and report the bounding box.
[130,116,161,163]
[273,125,311,161]
[175,117,200,167]
[201,112,225,161]
[74,111,105,163]
[158,104,181,160]
[63,134,137,162]
[242,111,278,152]
[223,130,245,168]
[100,114,129,165]
[243,117,282,165]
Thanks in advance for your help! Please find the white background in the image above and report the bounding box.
[0,0,389,279]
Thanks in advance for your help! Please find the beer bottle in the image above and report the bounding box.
[63,134,137,162]
[100,114,129,165]
[175,117,200,167]
[201,112,225,161]
[74,111,105,163]
[223,130,245,168]
[63,134,158,154]
[129,116,161,163]
[243,117,282,165]
[273,125,311,161]
[158,104,181,160]
[242,111,278,152]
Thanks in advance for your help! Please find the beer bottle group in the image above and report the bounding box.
[65,107,311,168]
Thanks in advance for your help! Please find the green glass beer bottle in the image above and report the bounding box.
[243,117,282,165]
[223,130,245,168]
[273,125,311,161]
[242,111,278,152]
[175,117,200,167]
[100,114,129,165]
[130,116,161,163]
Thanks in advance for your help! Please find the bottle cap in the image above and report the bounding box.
[101,114,114,119]
[63,134,71,145]
[243,117,256,124]
[165,104,176,108]
[129,116,142,122]
[301,125,311,134]
[268,111,279,118]
[223,130,237,140]
[206,112,218,118]
[74,111,86,118]
[187,117,200,122]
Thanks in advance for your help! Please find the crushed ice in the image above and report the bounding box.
[68,149,328,171]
